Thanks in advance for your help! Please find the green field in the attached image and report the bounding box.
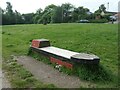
[2,23,118,88]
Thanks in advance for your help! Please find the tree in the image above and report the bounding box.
[14,10,24,24]
[6,2,14,15]
[61,3,74,23]
[0,7,3,25]
[99,4,106,13]
[36,8,43,15]
[5,2,15,24]
[33,8,43,24]
[94,4,106,15]
[1,8,7,25]
[52,6,62,23]
[71,11,78,22]
[43,4,57,23]
[2,2,97,24]
[94,4,107,19]
[22,13,34,24]
[1,2,25,25]
[71,6,91,22]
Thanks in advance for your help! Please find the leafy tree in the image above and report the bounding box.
[77,7,90,20]
[36,8,43,15]
[1,8,7,25]
[0,7,2,16]
[95,4,106,14]
[71,11,78,22]
[14,10,24,24]
[22,13,34,24]
[71,6,91,22]
[2,2,110,24]
[99,4,106,13]
[52,6,62,23]
[6,2,14,15]
[33,8,43,24]
[61,3,74,23]
[5,2,15,24]
[94,4,107,19]
[43,4,57,23]
[2,2,34,25]
[0,7,2,25]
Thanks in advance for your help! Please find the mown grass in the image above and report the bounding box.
[2,23,118,88]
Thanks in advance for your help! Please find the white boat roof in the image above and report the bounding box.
[39,46,79,59]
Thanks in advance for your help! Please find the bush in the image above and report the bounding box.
[90,19,108,23]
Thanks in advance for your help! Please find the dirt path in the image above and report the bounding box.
[2,73,11,88]
[0,70,11,88]
[1,58,11,88]
[15,56,84,88]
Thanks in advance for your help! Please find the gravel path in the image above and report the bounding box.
[15,56,82,88]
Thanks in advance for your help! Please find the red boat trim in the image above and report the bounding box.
[50,57,73,69]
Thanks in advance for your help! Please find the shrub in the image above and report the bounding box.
[90,19,108,23]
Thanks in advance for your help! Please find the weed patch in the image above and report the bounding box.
[74,64,113,82]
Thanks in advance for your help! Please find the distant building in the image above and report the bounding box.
[95,15,101,19]
[106,11,117,15]
[86,11,92,15]
[101,11,105,16]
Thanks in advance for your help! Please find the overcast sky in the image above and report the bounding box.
[0,0,119,14]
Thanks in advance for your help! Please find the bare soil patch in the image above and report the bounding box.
[14,56,92,88]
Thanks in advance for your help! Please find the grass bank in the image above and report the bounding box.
[2,23,118,88]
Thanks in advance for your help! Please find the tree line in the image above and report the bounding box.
[1,2,112,25]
